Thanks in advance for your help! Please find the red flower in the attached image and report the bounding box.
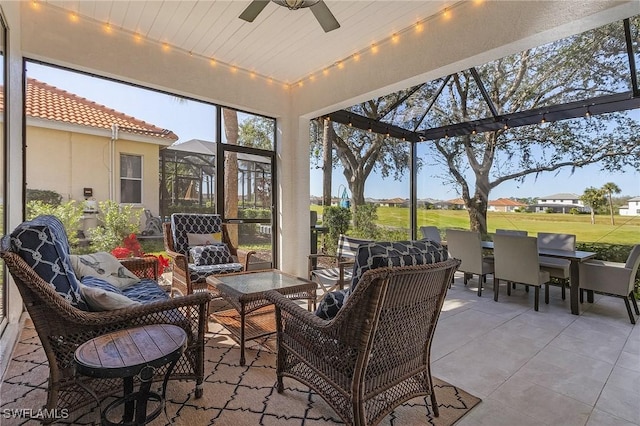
[157,254,170,275]
[123,233,144,257]
[111,246,132,259]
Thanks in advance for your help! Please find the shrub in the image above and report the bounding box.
[88,200,142,253]
[352,204,379,239]
[26,200,83,249]
[323,206,351,255]
[26,189,62,206]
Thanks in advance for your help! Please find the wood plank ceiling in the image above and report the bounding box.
[45,0,454,84]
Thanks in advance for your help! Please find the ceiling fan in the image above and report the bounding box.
[239,0,340,33]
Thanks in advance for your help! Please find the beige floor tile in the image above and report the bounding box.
[595,366,640,424]
[586,409,639,426]
[490,375,592,426]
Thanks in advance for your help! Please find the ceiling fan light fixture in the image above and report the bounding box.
[273,0,320,10]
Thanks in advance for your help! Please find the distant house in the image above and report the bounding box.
[444,198,466,210]
[24,78,178,228]
[379,197,407,208]
[619,197,640,216]
[529,192,588,213]
[417,198,446,209]
[488,198,527,212]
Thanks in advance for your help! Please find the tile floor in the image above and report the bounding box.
[433,274,640,426]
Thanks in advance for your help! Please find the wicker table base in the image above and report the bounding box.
[211,305,277,348]
[207,270,316,365]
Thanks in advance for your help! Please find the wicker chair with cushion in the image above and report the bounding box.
[1,215,210,417]
[266,255,460,426]
[163,213,257,296]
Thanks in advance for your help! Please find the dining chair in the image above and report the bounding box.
[419,225,442,243]
[492,229,528,291]
[579,244,640,324]
[445,229,494,296]
[493,234,551,311]
[537,232,576,300]
[496,229,528,236]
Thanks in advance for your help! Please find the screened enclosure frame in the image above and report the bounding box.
[325,17,639,142]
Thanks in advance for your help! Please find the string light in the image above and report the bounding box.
[585,107,591,118]
[540,114,546,123]
[39,0,475,89]
[503,120,509,130]
[472,126,477,135]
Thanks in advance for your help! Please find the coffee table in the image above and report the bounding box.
[206,269,316,365]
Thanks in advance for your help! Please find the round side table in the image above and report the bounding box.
[74,324,187,426]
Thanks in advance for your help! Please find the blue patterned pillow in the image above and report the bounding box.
[10,215,88,310]
[81,275,124,294]
[189,244,234,266]
[350,240,448,290]
[315,240,448,320]
[79,276,140,311]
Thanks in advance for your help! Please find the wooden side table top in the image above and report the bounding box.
[74,324,187,379]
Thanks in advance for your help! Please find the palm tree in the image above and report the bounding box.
[602,182,621,225]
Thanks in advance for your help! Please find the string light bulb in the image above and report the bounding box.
[541,114,546,124]
[585,107,591,118]
[472,127,477,135]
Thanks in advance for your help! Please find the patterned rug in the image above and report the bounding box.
[1,319,481,425]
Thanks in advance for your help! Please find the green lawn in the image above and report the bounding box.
[311,205,640,245]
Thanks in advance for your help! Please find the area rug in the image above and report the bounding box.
[1,319,481,425]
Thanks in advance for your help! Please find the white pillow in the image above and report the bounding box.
[187,232,222,246]
[70,252,140,289]
[79,283,141,311]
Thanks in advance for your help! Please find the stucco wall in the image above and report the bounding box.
[26,125,162,225]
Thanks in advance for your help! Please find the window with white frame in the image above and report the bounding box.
[120,154,142,204]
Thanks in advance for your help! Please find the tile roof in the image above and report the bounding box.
[20,78,178,141]
[489,198,527,206]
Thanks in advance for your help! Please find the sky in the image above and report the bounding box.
[27,62,640,202]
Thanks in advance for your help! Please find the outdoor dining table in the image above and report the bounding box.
[481,241,597,315]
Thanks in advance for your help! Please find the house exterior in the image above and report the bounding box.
[529,193,588,213]
[619,197,640,216]
[488,198,528,212]
[25,78,178,227]
[444,198,466,210]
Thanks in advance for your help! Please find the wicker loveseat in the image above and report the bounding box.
[1,215,210,417]
[266,240,457,426]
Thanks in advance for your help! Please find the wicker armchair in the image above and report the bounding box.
[0,251,210,416]
[266,258,460,426]
[163,214,257,296]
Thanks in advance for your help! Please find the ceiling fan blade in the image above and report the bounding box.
[239,1,270,22]
[310,1,340,33]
